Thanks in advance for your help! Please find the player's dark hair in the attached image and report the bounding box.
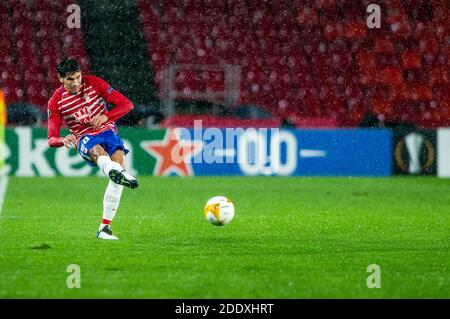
[57,58,81,78]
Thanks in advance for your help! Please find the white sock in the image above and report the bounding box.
[99,180,123,231]
[97,155,123,175]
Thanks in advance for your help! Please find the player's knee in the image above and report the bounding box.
[111,156,125,167]
[89,145,108,162]
[111,150,125,166]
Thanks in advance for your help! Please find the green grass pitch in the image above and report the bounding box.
[0,176,449,298]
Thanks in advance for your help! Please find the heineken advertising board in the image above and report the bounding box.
[4,127,392,177]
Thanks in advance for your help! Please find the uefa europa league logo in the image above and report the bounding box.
[404,133,424,174]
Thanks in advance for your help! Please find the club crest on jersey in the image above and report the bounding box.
[74,106,92,124]
[84,95,91,103]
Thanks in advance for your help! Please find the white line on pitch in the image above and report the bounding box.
[0,172,9,219]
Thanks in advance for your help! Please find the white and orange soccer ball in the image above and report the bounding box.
[204,196,235,226]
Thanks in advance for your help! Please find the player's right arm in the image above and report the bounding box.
[47,95,77,148]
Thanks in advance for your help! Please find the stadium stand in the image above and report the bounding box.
[138,0,449,128]
[0,0,448,128]
[0,0,89,114]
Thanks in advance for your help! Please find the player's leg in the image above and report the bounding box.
[97,149,139,240]
[90,144,122,175]
[108,149,138,189]
[78,132,137,188]
[87,145,122,239]
[98,149,126,237]
[110,149,125,166]
[92,146,138,240]
[78,131,138,240]
[91,145,138,189]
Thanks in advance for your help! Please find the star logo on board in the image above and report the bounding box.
[140,129,203,176]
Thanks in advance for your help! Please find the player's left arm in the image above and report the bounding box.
[90,76,134,129]
[47,95,77,148]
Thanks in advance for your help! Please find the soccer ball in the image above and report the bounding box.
[204,196,235,226]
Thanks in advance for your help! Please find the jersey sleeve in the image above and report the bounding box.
[47,94,64,147]
[89,76,134,123]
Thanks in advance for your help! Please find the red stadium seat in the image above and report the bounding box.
[419,38,439,54]
[381,67,404,86]
[2,65,24,104]
[356,52,377,71]
[389,84,409,102]
[296,7,318,26]
[344,22,367,40]
[371,98,393,117]
[387,9,412,39]
[401,52,422,69]
[374,37,394,54]
[429,67,449,85]
[410,84,433,101]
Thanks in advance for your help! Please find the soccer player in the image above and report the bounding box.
[47,59,139,240]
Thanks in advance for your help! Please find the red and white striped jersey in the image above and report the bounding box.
[47,75,133,147]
